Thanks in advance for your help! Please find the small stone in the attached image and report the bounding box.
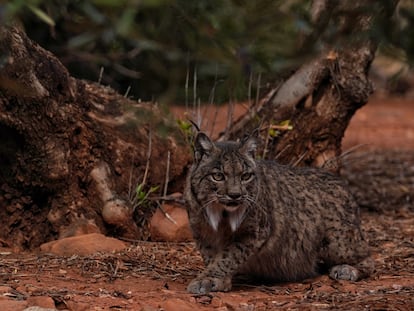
[211,296,223,308]
[58,218,101,239]
[149,204,193,242]
[139,305,158,311]
[26,296,56,309]
[0,299,28,311]
[196,295,212,304]
[236,302,254,311]
[63,300,90,311]
[0,286,13,294]
[39,233,127,256]
[23,307,57,311]
[160,298,195,311]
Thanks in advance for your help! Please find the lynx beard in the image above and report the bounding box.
[205,202,247,232]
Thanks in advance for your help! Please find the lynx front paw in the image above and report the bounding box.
[187,276,232,294]
[329,264,360,281]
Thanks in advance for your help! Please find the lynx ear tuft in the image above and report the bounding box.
[240,135,258,158]
[194,132,214,162]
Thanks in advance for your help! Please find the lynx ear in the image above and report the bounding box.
[194,132,214,162]
[240,134,258,158]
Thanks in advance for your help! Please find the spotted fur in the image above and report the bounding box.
[185,132,372,294]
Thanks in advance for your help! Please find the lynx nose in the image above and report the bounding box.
[228,193,242,200]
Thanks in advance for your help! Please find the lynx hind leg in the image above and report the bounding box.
[323,227,373,281]
[329,257,375,281]
[329,264,360,281]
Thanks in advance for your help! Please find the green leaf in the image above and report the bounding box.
[67,33,97,49]
[138,191,146,200]
[149,185,159,193]
[177,119,192,131]
[116,8,137,37]
[27,4,55,27]
[135,183,143,195]
[279,120,293,130]
[269,128,280,138]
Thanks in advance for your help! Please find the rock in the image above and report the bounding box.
[139,305,158,311]
[211,296,223,308]
[62,300,90,311]
[40,233,127,256]
[58,218,101,239]
[149,204,193,242]
[23,307,57,311]
[26,296,56,309]
[160,298,195,311]
[0,299,28,311]
[0,286,13,294]
[221,296,250,311]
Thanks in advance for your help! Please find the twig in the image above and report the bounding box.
[130,129,152,208]
[248,71,253,106]
[207,65,222,137]
[124,85,131,98]
[185,53,190,111]
[162,151,171,199]
[291,151,308,167]
[148,195,185,204]
[112,260,120,279]
[98,66,104,84]
[157,202,177,225]
[127,164,134,203]
[255,72,262,105]
[225,97,234,138]
[196,98,202,130]
[275,144,292,161]
[158,151,177,225]
[142,128,152,187]
[211,105,220,138]
[266,124,293,131]
[201,66,219,133]
[193,65,197,119]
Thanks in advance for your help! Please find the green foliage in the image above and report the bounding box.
[1,0,413,102]
[26,4,55,26]
[176,119,192,140]
[132,183,159,212]
[1,0,314,102]
[268,119,293,138]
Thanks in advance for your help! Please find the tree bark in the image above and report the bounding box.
[224,0,399,169]
[0,26,190,249]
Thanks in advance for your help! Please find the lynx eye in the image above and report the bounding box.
[210,172,225,182]
[241,172,253,181]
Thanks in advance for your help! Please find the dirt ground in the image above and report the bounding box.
[1,95,414,310]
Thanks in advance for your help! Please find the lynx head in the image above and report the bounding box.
[188,132,259,232]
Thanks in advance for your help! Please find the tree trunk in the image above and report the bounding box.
[0,26,190,249]
[224,0,398,169]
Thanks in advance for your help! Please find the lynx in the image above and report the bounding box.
[185,132,372,294]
